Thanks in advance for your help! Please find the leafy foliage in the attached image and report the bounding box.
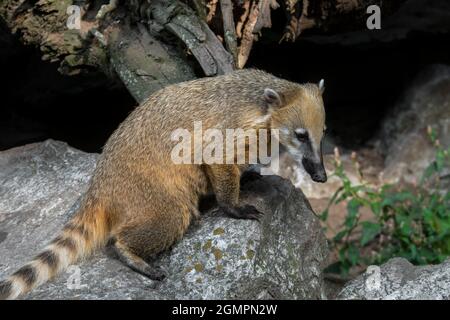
[322,127,450,276]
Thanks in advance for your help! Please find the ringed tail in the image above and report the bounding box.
[0,200,111,300]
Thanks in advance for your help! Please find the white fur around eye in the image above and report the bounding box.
[295,128,306,135]
[292,138,301,147]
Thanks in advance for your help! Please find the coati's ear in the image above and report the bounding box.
[318,79,325,94]
[264,88,283,110]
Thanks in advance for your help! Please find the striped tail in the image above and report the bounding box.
[0,201,111,300]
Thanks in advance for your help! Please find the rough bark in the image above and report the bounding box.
[108,22,195,103]
[219,0,238,65]
[0,0,234,103]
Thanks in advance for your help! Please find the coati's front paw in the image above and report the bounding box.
[221,204,264,221]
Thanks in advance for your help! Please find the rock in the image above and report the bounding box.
[376,64,450,185]
[0,140,328,299]
[275,148,384,240]
[337,258,450,300]
[276,150,383,201]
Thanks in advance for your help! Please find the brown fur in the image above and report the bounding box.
[0,69,325,299]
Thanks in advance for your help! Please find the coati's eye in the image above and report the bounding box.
[295,129,308,142]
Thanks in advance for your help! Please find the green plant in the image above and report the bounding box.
[321,127,450,276]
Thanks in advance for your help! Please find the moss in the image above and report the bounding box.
[194,242,202,250]
[63,32,84,51]
[43,0,73,14]
[216,265,224,272]
[194,263,204,272]
[64,54,82,67]
[212,247,223,261]
[246,249,255,260]
[184,266,193,273]
[213,227,225,236]
[203,239,212,251]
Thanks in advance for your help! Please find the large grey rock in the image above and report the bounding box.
[0,140,328,300]
[376,64,450,185]
[338,258,450,300]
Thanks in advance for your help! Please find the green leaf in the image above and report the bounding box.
[345,199,360,228]
[360,222,382,246]
[381,191,415,208]
[370,201,382,216]
[320,209,329,221]
[420,163,437,184]
[347,244,360,266]
[333,230,348,242]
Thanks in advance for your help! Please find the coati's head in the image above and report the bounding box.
[264,80,327,183]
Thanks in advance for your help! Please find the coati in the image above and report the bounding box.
[0,69,327,299]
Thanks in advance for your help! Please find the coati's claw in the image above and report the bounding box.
[142,265,167,281]
[221,205,264,221]
[242,205,264,221]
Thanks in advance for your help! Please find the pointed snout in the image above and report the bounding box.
[302,157,327,183]
[311,168,327,183]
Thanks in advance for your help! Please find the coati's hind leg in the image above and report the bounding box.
[109,237,166,280]
[109,201,193,280]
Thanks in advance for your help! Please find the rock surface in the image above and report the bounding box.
[338,258,450,300]
[375,65,450,186]
[0,140,328,300]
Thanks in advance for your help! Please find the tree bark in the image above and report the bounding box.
[0,0,234,103]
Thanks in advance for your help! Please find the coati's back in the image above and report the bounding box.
[113,69,300,138]
[98,69,285,156]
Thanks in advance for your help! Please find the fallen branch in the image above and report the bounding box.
[280,0,304,43]
[254,0,280,33]
[206,0,219,23]
[108,23,196,103]
[192,0,207,21]
[219,0,238,65]
[237,0,259,69]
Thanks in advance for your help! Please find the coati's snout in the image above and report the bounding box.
[280,129,328,183]
[302,156,327,183]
